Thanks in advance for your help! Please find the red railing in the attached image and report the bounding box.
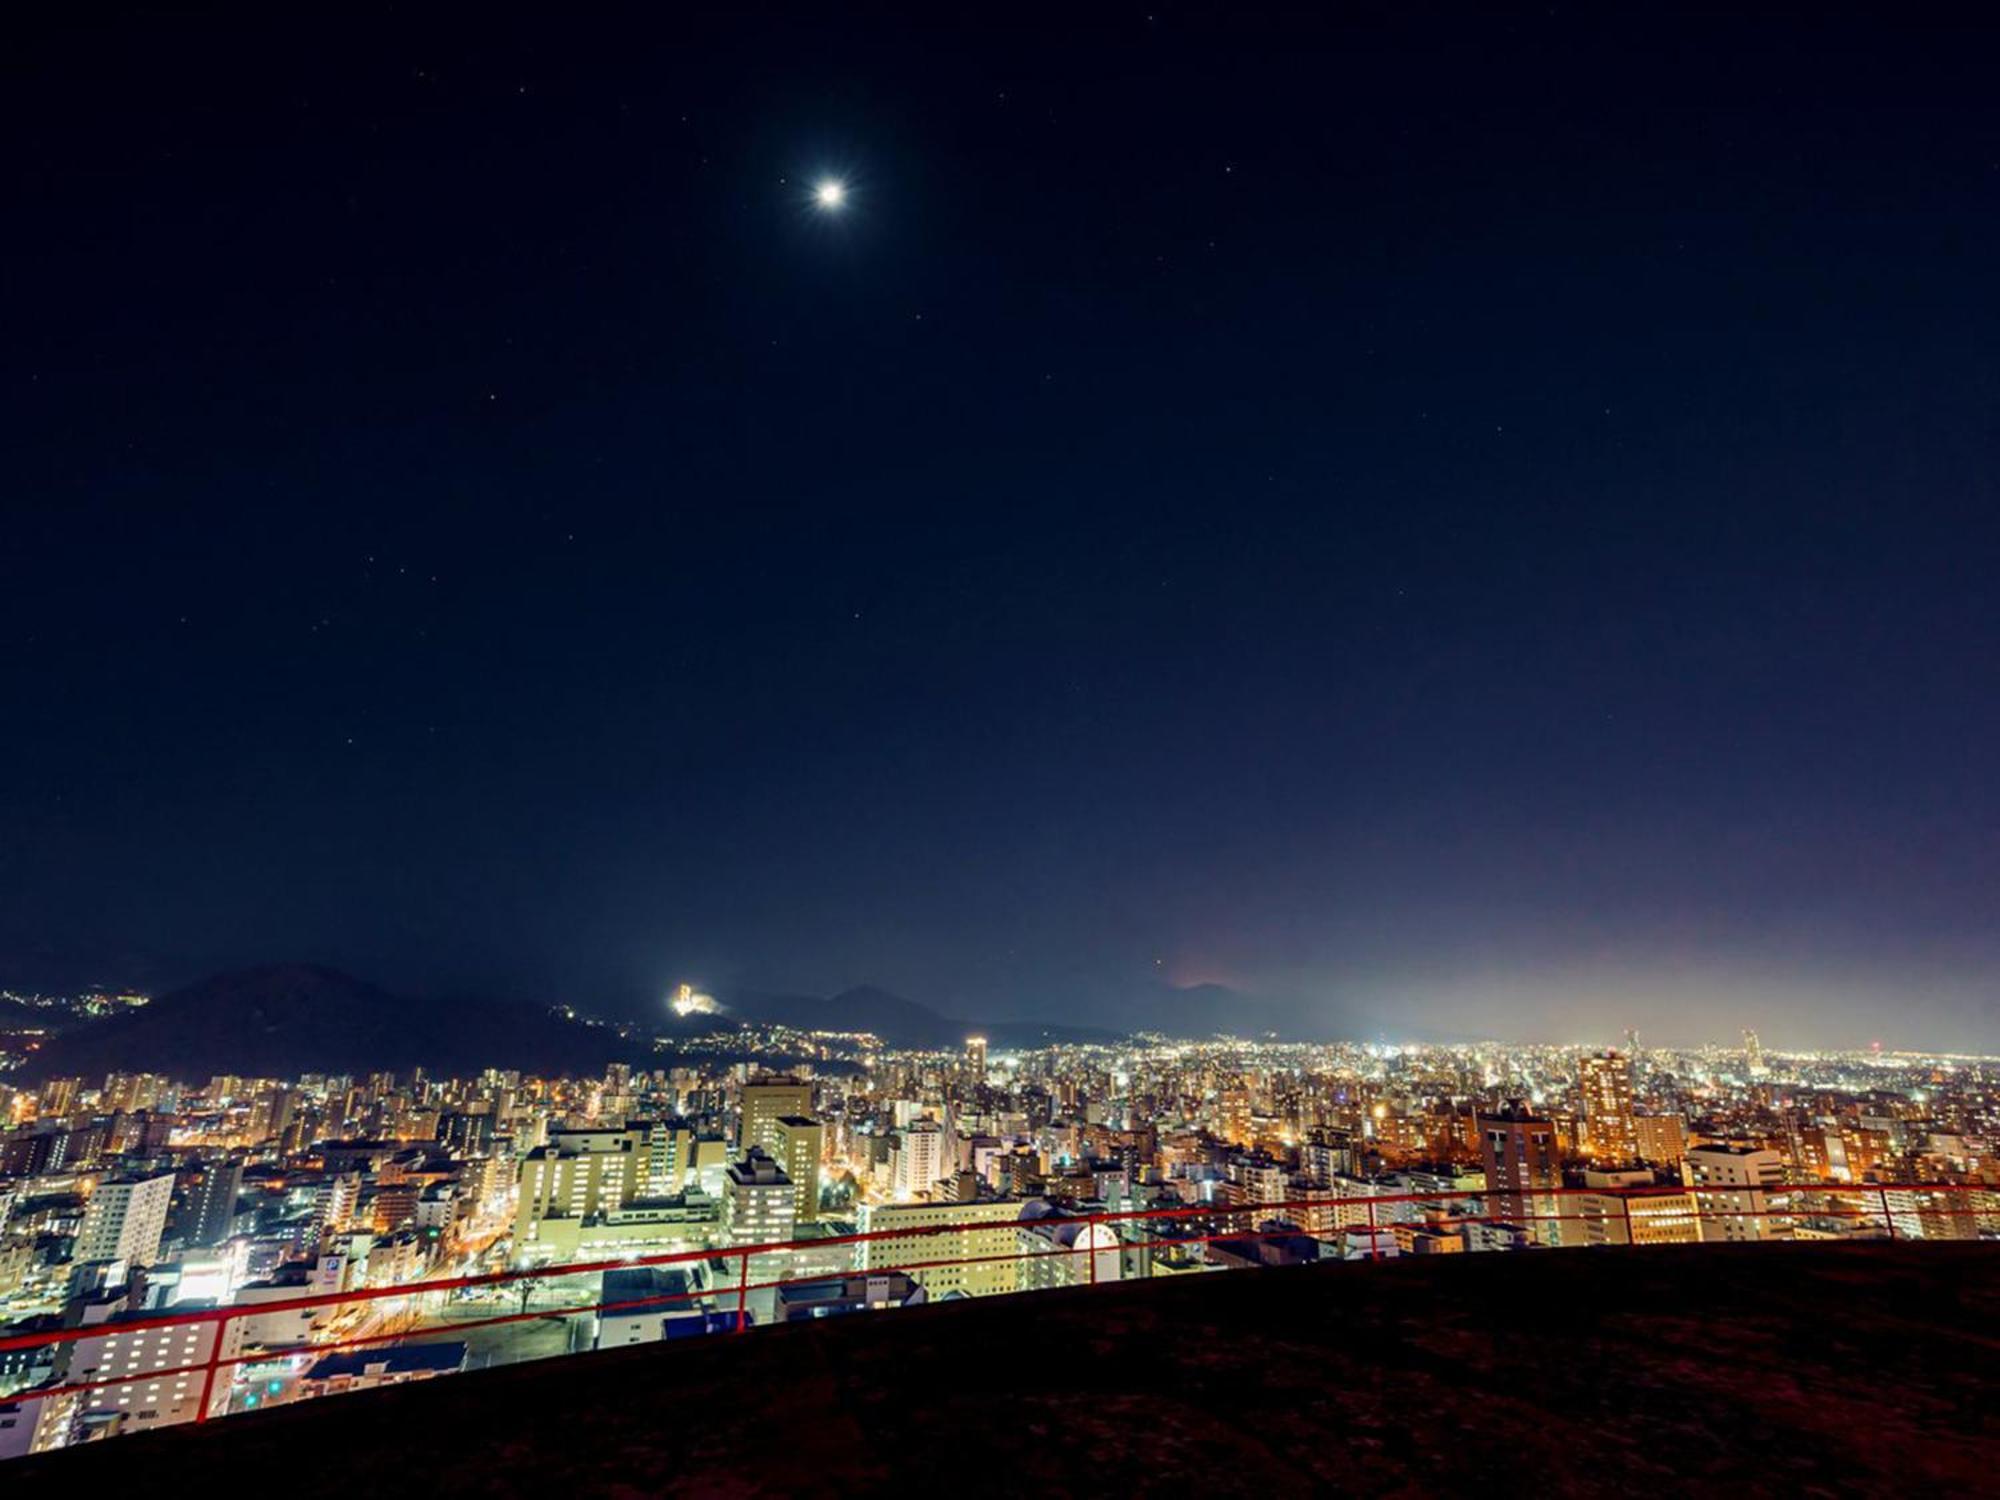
[0,1180,1989,1456]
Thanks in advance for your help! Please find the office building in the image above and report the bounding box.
[721,1149,797,1249]
[771,1115,824,1225]
[513,1127,645,1256]
[740,1077,812,1158]
[1477,1103,1565,1246]
[62,1308,244,1432]
[1574,1168,1700,1246]
[856,1197,1027,1298]
[892,1118,949,1202]
[179,1159,244,1250]
[1685,1144,1791,1242]
[75,1173,175,1269]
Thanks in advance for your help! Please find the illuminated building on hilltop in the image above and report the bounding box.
[670,984,720,1018]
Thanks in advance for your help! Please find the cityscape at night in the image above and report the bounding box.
[0,984,1994,1465]
[4,4,1996,1492]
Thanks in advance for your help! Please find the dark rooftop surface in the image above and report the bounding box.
[18,1242,1999,1496]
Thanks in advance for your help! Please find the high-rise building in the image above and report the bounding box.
[1881,1186,1982,1242]
[1477,1103,1564,1246]
[37,1078,79,1120]
[179,1159,244,1249]
[267,1087,299,1144]
[102,1073,143,1113]
[1578,1051,1637,1164]
[315,1173,362,1239]
[964,1035,988,1084]
[740,1076,811,1158]
[893,1119,949,1202]
[1300,1132,1357,1186]
[771,1115,824,1224]
[721,1149,797,1249]
[641,1117,698,1196]
[1016,1210,1124,1291]
[74,1172,174,1268]
[513,1128,645,1255]
[1632,1113,1688,1167]
[1225,1155,1291,1209]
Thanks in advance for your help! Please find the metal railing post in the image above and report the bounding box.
[195,1310,228,1423]
[1879,1185,1895,1240]
[1367,1197,1379,1261]
[1619,1192,1636,1248]
[735,1248,750,1332]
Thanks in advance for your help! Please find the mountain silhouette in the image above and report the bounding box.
[12,964,632,1082]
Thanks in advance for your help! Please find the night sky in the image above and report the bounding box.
[5,7,1997,1048]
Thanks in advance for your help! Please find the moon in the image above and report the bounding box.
[813,178,847,210]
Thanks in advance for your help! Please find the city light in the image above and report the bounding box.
[2,1000,1993,1462]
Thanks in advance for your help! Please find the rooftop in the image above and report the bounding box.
[305,1343,466,1380]
[15,1242,1997,1494]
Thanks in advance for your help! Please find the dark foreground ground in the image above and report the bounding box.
[18,1242,1999,1497]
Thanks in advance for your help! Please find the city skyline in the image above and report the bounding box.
[6,9,1999,1050]
[2,1014,1992,1467]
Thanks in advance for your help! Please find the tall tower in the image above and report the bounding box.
[964,1035,988,1084]
[1742,1028,1767,1077]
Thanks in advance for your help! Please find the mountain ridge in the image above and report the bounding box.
[10,964,626,1083]
[8,965,1316,1082]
